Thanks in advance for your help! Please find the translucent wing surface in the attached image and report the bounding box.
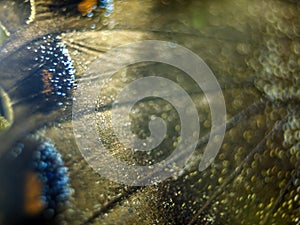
[0,0,299,225]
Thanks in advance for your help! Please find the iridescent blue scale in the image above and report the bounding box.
[31,139,70,213]
[0,136,70,224]
[33,35,76,106]
[9,34,77,114]
[99,0,114,16]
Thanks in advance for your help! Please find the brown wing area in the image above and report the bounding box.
[23,172,45,216]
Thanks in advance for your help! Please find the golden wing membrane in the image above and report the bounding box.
[0,0,299,224]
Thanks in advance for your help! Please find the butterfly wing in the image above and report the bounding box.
[0,0,299,225]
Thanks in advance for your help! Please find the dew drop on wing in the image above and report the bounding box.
[0,34,76,118]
